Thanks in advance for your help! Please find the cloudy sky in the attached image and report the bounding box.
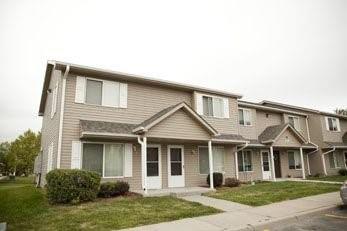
[0,0,346,142]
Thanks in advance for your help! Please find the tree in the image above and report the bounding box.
[6,130,41,176]
[335,108,347,116]
[0,142,10,174]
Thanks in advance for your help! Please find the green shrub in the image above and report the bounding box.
[46,169,101,204]
[116,181,130,195]
[98,181,130,198]
[224,177,240,187]
[207,172,223,187]
[98,182,117,198]
[338,169,347,176]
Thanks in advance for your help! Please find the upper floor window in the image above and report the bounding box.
[86,79,103,105]
[325,117,340,132]
[75,76,127,108]
[197,93,229,118]
[288,116,300,130]
[239,108,251,126]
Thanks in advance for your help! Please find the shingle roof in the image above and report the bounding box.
[258,124,288,143]
[80,120,137,134]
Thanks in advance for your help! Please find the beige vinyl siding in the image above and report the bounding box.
[276,149,309,178]
[60,74,192,169]
[273,129,302,147]
[256,110,284,137]
[238,108,257,140]
[39,70,63,185]
[321,116,347,143]
[147,109,211,140]
[193,91,239,134]
[238,149,262,182]
[283,114,309,140]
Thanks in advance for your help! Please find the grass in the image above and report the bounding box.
[205,181,341,206]
[0,177,219,231]
[307,175,347,182]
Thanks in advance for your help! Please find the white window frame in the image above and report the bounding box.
[288,115,300,131]
[325,117,340,132]
[238,150,253,172]
[238,108,252,126]
[198,146,225,174]
[201,93,228,119]
[84,77,125,108]
[328,152,341,169]
[85,77,104,106]
[50,82,58,119]
[288,150,302,170]
[81,141,125,178]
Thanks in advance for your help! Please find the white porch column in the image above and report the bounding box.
[208,140,214,189]
[306,154,311,176]
[300,147,306,179]
[140,137,147,193]
[270,146,276,181]
[234,151,239,180]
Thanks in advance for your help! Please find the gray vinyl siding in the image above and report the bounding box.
[39,70,62,185]
[147,109,211,140]
[61,74,193,169]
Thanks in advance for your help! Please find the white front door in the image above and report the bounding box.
[261,150,271,180]
[168,145,185,188]
[146,145,161,189]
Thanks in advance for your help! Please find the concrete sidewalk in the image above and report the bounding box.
[120,192,341,231]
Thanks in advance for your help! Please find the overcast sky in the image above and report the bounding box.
[0,0,346,142]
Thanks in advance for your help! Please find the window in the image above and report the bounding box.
[326,117,340,132]
[82,143,124,177]
[239,109,252,126]
[328,152,340,169]
[50,82,58,118]
[288,150,302,170]
[198,147,225,174]
[201,95,227,118]
[238,150,252,172]
[86,79,102,105]
[147,147,159,177]
[288,116,300,130]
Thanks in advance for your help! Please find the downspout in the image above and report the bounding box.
[305,143,319,176]
[56,65,70,169]
[321,147,336,176]
[137,136,147,194]
[305,116,311,143]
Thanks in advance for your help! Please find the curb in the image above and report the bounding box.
[238,204,339,231]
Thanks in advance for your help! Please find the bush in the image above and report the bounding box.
[98,182,117,198]
[116,181,130,195]
[224,177,240,187]
[46,169,101,204]
[314,173,321,178]
[338,169,347,176]
[207,172,223,187]
[98,181,130,198]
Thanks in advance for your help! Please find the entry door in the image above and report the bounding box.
[261,151,271,180]
[273,151,282,178]
[146,145,161,189]
[168,145,185,188]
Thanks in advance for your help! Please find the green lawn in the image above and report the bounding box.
[0,177,219,231]
[205,181,341,206]
[307,175,347,183]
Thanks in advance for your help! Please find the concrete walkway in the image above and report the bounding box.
[182,195,251,212]
[121,192,342,231]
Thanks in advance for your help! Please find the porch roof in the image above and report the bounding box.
[212,133,248,144]
[323,142,347,149]
[80,120,138,139]
[258,123,307,144]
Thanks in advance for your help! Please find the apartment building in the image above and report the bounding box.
[35,61,347,191]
